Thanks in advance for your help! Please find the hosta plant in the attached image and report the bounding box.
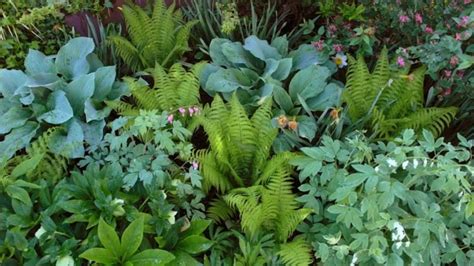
[109,0,196,71]
[291,129,474,265]
[0,37,127,160]
[201,35,344,150]
[343,48,458,139]
[195,94,313,265]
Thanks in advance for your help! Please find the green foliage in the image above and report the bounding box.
[342,48,458,139]
[0,37,127,160]
[291,129,474,265]
[196,94,312,264]
[80,217,175,265]
[109,0,196,71]
[338,2,366,21]
[108,62,205,117]
[202,35,344,150]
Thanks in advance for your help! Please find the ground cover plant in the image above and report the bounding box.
[0,0,473,265]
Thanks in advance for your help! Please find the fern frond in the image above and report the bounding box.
[278,237,313,266]
[109,35,143,71]
[207,197,236,222]
[343,54,372,121]
[396,107,458,137]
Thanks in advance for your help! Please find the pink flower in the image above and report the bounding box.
[465,0,472,4]
[193,106,200,114]
[425,26,433,34]
[399,15,410,23]
[191,161,199,170]
[444,70,452,78]
[328,24,337,34]
[397,56,406,67]
[457,70,465,78]
[415,13,423,24]
[450,56,459,67]
[188,107,195,117]
[459,16,470,27]
[333,44,343,53]
[312,40,324,51]
[167,114,174,124]
[442,88,452,96]
[455,33,462,41]
[178,107,186,116]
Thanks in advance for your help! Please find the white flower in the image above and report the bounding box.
[387,158,398,168]
[405,241,411,247]
[167,211,178,225]
[402,160,409,169]
[112,198,125,206]
[56,255,74,266]
[395,241,403,249]
[413,159,418,169]
[35,226,46,239]
[375,166,380,173]
[350,254,358,266]
[161,190,167,200]
[391,221,406,241]
[387,79,394,87]
[333,53,348,68]
[423,159,428,167]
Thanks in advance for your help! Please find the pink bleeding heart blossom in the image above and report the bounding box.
[167,114,174,124]
[459,16,470,27]
[333,44,343,53]
[455,33,462,41]
[188,107,195,117]
[457,70,465,78]
[399,15,410,23]
[397,56,406,67]
[444,70,452,78]
[425,26,433,34]
[442,88,452,96]
[193,106,200,114]
[312,40,324,51]
[450,56,459,67]
[191,161,199,170]
[415,13,423,24]
[178,107,186,116]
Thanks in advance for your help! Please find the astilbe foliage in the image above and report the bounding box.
[109,0,196,71]
[342,47,458,139]
[195,94,313,265]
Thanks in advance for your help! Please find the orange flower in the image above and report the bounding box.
[277,115,288,128]
[288,120,298,131]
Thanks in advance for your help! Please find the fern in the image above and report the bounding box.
[196,94,311,261]
[109,0,196,71]
[108,62,204,117]
[342,49,458,139]
[277,237,314,266]
[1,128,68,183]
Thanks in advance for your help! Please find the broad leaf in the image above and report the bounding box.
[39,90,74,124]
[128,249,175,266]
[80,248,118,264]
[98,218,121,257]
[121,216,144,258]
[55,37,95,79]
[176,235,212,255]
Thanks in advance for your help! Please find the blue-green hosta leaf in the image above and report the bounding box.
[80,119,105,148]
[0,70,28,98]
[93,66,116,101]
[25,49,55,75]
[306,83,343,111]
[25,73,63,90]
[38,90,73,124]
[50,119,85,158]
[108,81,129,100]
[271,58,293,80]
[55,37,95,79]
[64,73,95,116]
[0,106,31,134]
[205,68,255,93]
[273,85,293,113]
[84,99,111,122]
[290,44,328,71]
[221,42,258,69]
[13,86,34,105]
[271,36,289,56]
[289,65,330,101]
[209,38,234,67]
[0,122,38,161]
[243,35,281,61]
[297,115,317,141]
